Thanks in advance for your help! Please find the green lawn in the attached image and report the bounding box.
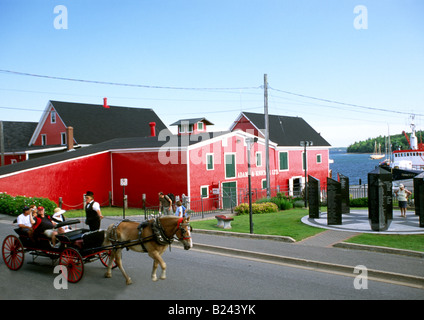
[345,233,424,252]
[190,209,324,242]
[64,207,146,219]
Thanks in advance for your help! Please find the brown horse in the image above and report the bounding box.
[103,216,192,285]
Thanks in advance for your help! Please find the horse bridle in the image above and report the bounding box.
[176,218,192,242]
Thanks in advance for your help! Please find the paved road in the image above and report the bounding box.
[1,215,423,302]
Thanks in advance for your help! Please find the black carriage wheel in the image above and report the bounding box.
[99,250,117,269]
[2,235,25,271]
[59,248,84,283]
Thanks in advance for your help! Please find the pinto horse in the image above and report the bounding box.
[103,216,192,285]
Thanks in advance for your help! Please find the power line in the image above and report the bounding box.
[0,69,261,92]
[1,68,422,118]
[268,86,424,117]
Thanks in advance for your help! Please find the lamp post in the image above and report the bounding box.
[246,137,258,234]
[300,140,313,208]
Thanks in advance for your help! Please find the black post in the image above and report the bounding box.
[413,172,424,227]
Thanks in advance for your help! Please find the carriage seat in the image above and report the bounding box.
[215,215,234,229]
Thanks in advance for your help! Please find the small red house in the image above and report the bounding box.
[29,100,168,148]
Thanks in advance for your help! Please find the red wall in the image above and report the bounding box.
[0,152,111,210]
[111,151,188,208]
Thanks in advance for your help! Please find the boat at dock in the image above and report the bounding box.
[379,115,424,180]
[370,141,385,160]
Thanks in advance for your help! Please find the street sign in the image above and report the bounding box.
[120,178,128,186]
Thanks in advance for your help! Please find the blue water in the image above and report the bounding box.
[329,149,382,185]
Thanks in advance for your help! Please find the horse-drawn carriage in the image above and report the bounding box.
[2,215,192,285]
[2,219,116,283]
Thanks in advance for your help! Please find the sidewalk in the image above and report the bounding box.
[189,230,424,288]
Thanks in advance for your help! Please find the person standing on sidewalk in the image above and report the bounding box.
[158,192,173,215]
[85,191,103,230]
[395,184,412,217]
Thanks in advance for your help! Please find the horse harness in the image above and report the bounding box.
[108,217,191,252]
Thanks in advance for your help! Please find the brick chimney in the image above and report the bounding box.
[66,126,74,151]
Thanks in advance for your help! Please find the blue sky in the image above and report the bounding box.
[1,0,423,147]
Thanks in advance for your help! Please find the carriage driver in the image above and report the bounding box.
[84,191,103,231]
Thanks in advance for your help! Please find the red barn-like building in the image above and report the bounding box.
[0,110,330,211]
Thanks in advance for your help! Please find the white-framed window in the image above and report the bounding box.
[41,134,47,146]
[256,151,262,167]
[197,122,204,131]
[51,111,56,124]
[316,154,322,164]
[206,153,214,170]
[279,151,289,171]
[224,153,236,179]
[61,132,66,145]
[201,185,209,198]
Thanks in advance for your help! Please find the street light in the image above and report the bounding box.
[300,140,313,208]
[246,137,258,234]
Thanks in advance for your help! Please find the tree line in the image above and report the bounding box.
[347,131,424,153]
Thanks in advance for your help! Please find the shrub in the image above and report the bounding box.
[234,202,278,215]
[256,193,294,210]
[0,193,57,216]
[350,197,368,207]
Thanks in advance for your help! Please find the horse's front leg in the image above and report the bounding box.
[114,249,133,285]
[104,249,115,279]
[149,251,167,281]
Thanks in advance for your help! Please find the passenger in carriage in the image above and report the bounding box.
[33,206,60,248]
[16,206,35,236]
[52,207,70,233]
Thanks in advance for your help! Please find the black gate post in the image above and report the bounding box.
[327,177,342,225]
[368,167,393,231]
[338,173,350,214]
[413,172,424,227]
[308,175,320,219]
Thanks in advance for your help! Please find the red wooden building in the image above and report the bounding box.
[0,111,330,212]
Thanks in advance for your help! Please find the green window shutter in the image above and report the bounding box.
[279,152,288,170]
[225,154,236,178]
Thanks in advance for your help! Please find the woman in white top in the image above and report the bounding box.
[395,184,412,217]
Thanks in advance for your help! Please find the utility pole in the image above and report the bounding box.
[264,74,270,198]
[0,121,4,167]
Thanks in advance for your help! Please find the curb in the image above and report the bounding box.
[193,228,296,243]
[182,242,424,289]
[333,242,424,258]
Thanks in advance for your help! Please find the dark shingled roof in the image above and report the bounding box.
[50,100,170,144]
[0,131,230,176]
[239,112,331,147]
[1,121,38,152]
[170,118,214,126]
